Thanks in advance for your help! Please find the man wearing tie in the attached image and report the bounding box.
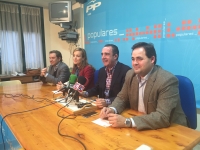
[40,50,70,84]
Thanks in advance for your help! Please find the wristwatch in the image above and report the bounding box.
[124,118,132,127]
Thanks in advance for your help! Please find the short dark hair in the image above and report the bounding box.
[131,42,157,64]
[49,50,62,62]
[104,44,119,60]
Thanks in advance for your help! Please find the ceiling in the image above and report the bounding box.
[0,0,77,8]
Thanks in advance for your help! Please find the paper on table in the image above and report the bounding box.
[135,144,153,150]
[92,118,111,127]
[11,72,26,76]
[52,90,63,94]
[18,73,26,76]
[55,98,89,111]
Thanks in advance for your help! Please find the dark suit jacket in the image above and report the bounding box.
[87,62,131,102]
[110,65,188,130]
[40,62,70,85]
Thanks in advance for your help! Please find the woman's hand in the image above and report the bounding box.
[56,81,63,90]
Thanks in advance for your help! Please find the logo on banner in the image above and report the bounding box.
[86,0,101,15]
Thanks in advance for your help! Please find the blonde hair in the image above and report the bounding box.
[72,48,89,73]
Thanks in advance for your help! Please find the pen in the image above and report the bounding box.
[93,95,99,102]
[127,113,136,116]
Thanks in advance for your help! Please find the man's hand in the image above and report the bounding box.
[40,68,47,76]
[100,107,114,119]
[107,114,127,127]
[95,98,107,108]
[79,91,86,97]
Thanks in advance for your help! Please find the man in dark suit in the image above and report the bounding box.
[100,42,188,130]
[40,50,70,85]
[81,44,131,108]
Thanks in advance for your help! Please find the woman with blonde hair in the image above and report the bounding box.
[57,48,95,90]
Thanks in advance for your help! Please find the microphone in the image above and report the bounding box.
[72,76,86,103]
[69,74,78,84]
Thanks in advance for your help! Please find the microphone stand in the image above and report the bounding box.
[64,88,73,102]
[74,93,79,103]
[62,89,67,96]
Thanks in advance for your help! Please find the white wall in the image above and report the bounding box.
[194,110,200,149]
[196,110,200,131]
[43,3,84,68]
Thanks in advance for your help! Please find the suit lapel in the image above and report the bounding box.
[49,62,61,76]
[49,66,54,75]
[100,67,107,90]
[131,76,139,110]
[143,66,158,112]
[110,62,120,88]
[55,62,62,76]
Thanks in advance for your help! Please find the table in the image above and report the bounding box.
[0,82,200,150]
[0,74,40,84]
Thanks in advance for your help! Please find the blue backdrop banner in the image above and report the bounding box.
[84,0,200,107]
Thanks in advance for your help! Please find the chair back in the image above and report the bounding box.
[175,75,197,129]
[0,80,21,86]
[94,70,99,85]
